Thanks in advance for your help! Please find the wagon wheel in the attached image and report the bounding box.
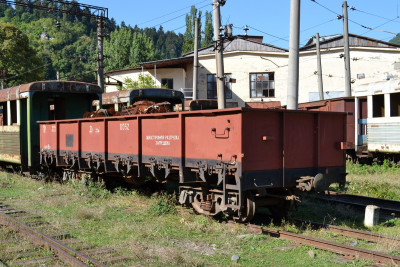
[238,194,256,223]
[190,192,223,217]
[268,197,294,223]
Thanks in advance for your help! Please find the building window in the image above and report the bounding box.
[250,72,275,98]
[372,94,384,118]
[207,74,232,99]
[390,92,400,117]
[161,78,173,89]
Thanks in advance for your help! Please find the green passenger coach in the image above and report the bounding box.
[0,81,102,172]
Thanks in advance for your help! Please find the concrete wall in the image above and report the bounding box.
[298,47,400,103]
[198,51,288,107]
[106,68,186,92]
[196,48,400,106]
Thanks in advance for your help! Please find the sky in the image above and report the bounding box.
[80,0,400,49]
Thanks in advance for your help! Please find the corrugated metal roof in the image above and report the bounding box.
[105,57,194,75]
[301,33,400,51]
[183,36,288,57]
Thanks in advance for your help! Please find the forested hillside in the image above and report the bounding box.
[0,1,212,87]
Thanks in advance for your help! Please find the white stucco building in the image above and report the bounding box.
[105,34,400,107]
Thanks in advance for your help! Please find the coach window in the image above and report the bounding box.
[0,105,4,126]
[207,74,232,99]
[250,72,275,98]
[10,100,17,124]
[161,78,173,89]
[372,94,384,118]
[390,92,400,117]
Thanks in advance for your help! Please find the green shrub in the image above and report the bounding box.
[347,160,400,175]
[68,179,111,200]
[148,194,177,216]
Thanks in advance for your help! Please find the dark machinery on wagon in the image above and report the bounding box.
[99,88,185,112]
[39,103,347,222]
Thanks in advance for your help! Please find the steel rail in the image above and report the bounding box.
[297,220,400,247]
[245,224,400,265]
[0,211,106,267]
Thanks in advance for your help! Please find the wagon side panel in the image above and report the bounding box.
[141,116,181,165]
[81,121,106,157]
[184,112,242,166]
[318,113,346,167]
[107,118,139,162]
[39,123,57,165]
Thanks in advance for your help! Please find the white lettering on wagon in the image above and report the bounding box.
[52,126,56,132]
[120,123,130,131]
[89,125,100,133]
[42,125,46,133]
[145,135,180,146]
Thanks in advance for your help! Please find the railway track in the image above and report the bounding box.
[0,203,129,266]
[317,191,400,216]
[238,222,400,265]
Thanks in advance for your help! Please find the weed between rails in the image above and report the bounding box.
[332,160,400,201]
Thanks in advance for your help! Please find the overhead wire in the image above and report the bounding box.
[310,0,340,16]
[136,0,209,27]
[359,17,399,36]
[170,2,214,33]
[60,69,97,81]
[246,26,289,42]
[310,0,399,37]
[350,7,400,24]
[4,61,54,81]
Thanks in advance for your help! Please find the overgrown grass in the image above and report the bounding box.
[147,193,177,216]
[347,159,400,175]
[336,160,400,201]
[0,171,398,266]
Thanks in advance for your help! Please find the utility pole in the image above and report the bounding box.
[97,18,105,92]
[343,1,352,97]
[213,0,226,109]
[316,33,324,100]
[287,0,300,110]
[0,70,4,89]
[193,17,199,100]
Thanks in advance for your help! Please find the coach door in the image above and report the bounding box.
[357,97,368,145]
[48,97,66,120]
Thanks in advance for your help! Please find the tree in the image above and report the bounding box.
[121,74,155,90]
[202,11,213,48]
[390,34,400,45]
[129,32,154,66]
[103,27,133,71]
[0,21,43,87]
[182,6,202,54]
